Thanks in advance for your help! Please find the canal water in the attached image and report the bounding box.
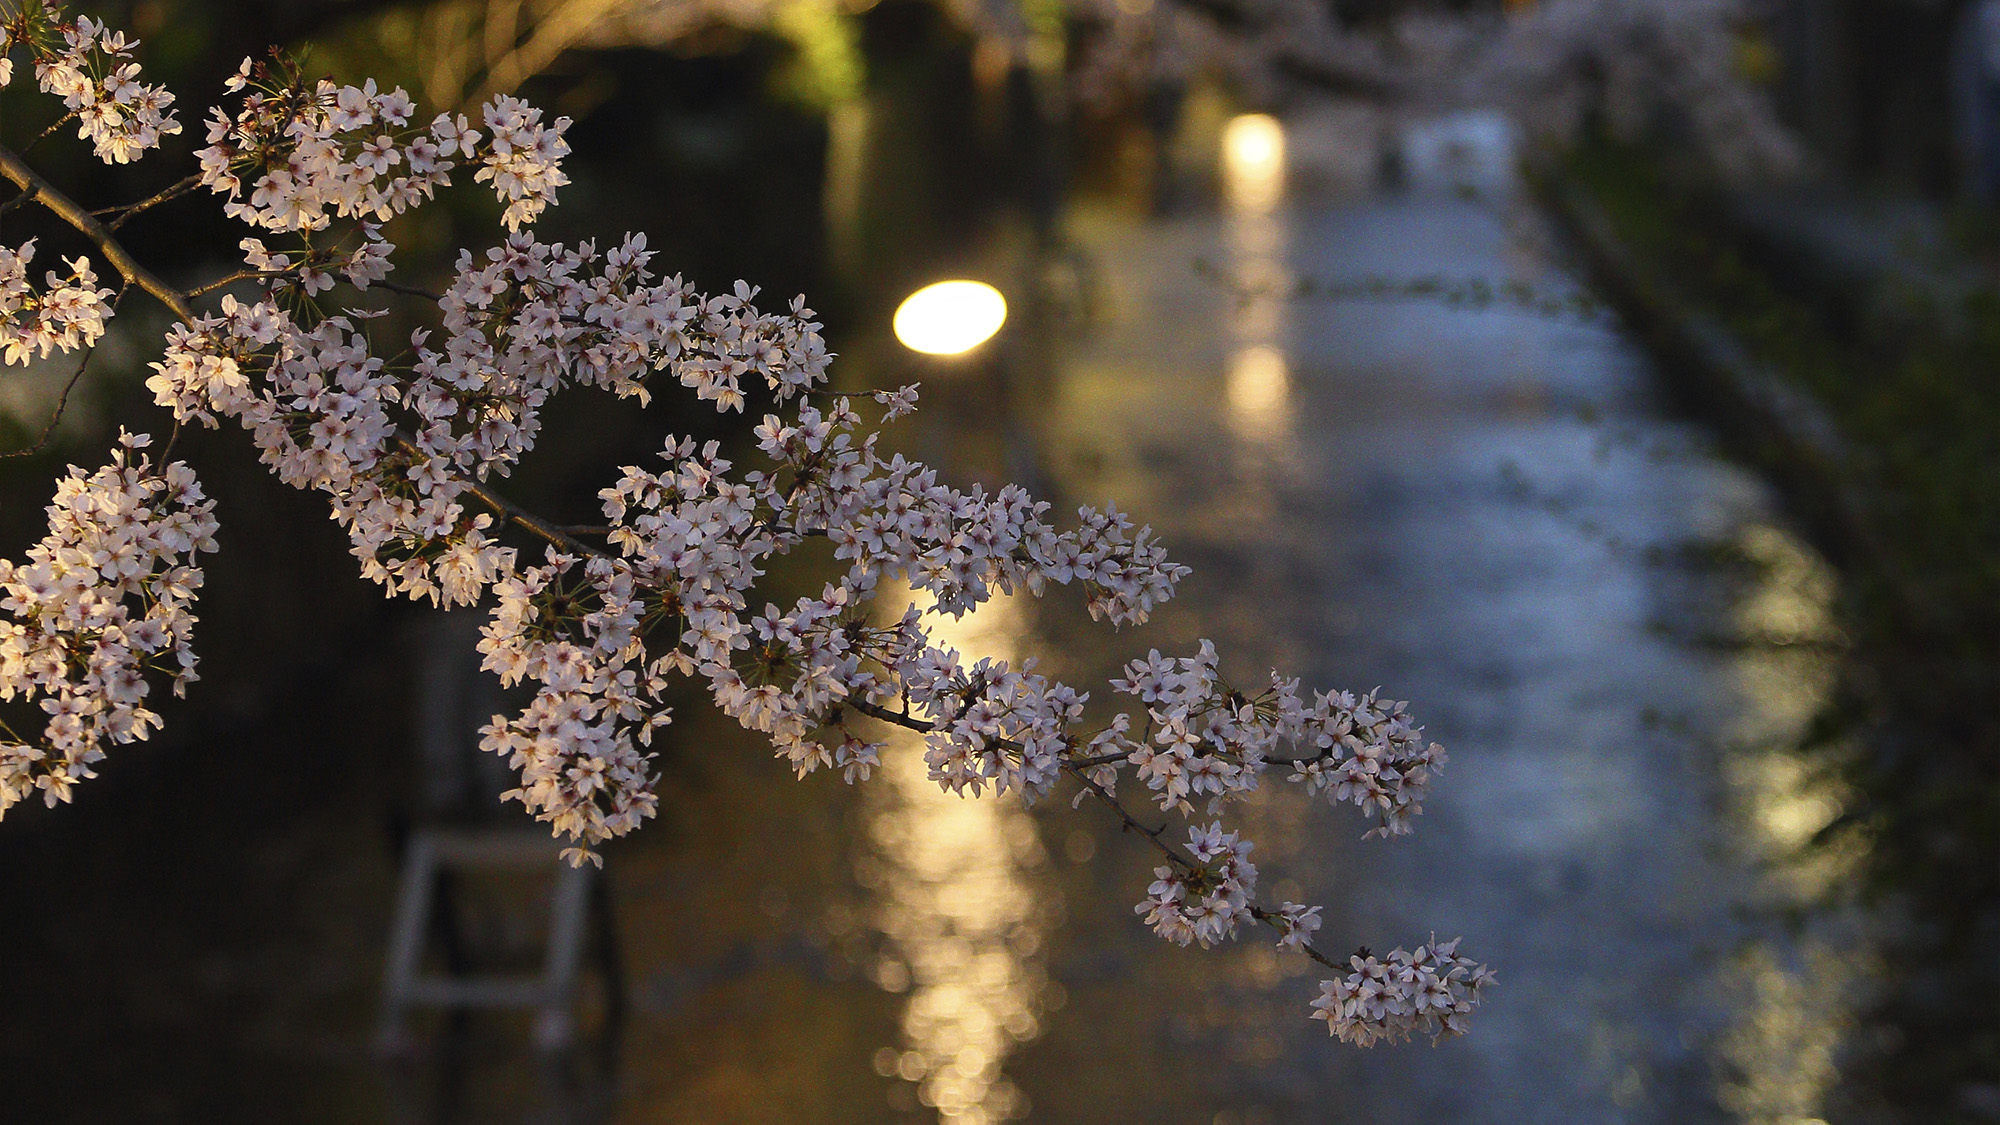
[978,123,1861,1124]
[586,112,1865,1124]
[0,108,1864,1124]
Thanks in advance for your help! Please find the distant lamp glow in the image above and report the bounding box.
[893,280,1008,355]
[1222,113,1285,212]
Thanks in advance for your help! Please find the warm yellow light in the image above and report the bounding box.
[894,280,1008,356]
[1228,345,1288,413]
[1227,345,1290,439]
[1222,113,1285,212]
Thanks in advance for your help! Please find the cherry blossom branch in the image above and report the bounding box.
[3,7,1492,1049]
[0,182,1219,926]
[384,434,609,560]
[2,132,655,576]
[3,121,1410,1014]
[22,109,78,155]
[186,269,291,297]
[848,692,1328,952]
[95,171,203,232]
[0,181,38,218]
[847,695,1339,971]
[462,477,609,558]
[0,145,586,572]
[373,280,443,302]
[0,141,197,323]
[844,700,1173,844]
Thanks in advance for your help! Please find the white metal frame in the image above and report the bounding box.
[377,827,596,1054]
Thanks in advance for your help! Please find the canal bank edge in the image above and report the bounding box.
[1535,174,1948,639]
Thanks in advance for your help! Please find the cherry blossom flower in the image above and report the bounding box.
[192,55,570,235]
[2,11,182,163]
[3,1,1490,1046]
[0,240,115,365]
[1311,936,1494,1046]
[0,432,218,816]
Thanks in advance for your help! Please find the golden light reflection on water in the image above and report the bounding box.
[1716,523,1870,1124]
[1222,115,1292,445]
[862,592,1052,1122]
[1227,346,1290,436]
[1724,525,1856,899]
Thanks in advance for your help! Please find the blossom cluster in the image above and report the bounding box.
[195,56,569,234]
[0,238,114,366]
[1287,688,1447,839]
[1310,936,1494,1046]
[150,213,1204,860]
[1270,900,1323,950]
[1061,0,1397,119]
[0,11,181,163]
[143,234,851,851]
[1099,643,1447,837]
[5,2,1488,1048]
[0,432,217,816]
[477,551,657,858]
[1136,822,1257,947]
[1463,0,1802,184]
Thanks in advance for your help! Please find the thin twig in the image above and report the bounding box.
[0,141,198,323]
[1249,906,1342,970]
[188,269,294,297]
[846,694,1345,970]
[0,181,40,219]
[0,287,129,460]
[375,280,443,302]
[101,173,206,232]
[464,478,609,558]
[22,110,79,156]
[392,435,610,561]
[161,414,185,463]
[1065,757,1341,969]
[846,698,1185,858]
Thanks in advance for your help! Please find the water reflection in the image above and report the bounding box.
[861,593,1052,1123]
[1717,522,1868,1124]
[1226,345,1290,437]
[1222,115,1291,446]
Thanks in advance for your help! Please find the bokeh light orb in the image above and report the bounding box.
[893,280,1008,355]
[1222,113,1286,212]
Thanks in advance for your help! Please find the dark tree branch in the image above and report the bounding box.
[100,173,207,232]
[0,141,198,323]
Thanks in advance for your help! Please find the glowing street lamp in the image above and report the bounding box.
[893,280,1008,355]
